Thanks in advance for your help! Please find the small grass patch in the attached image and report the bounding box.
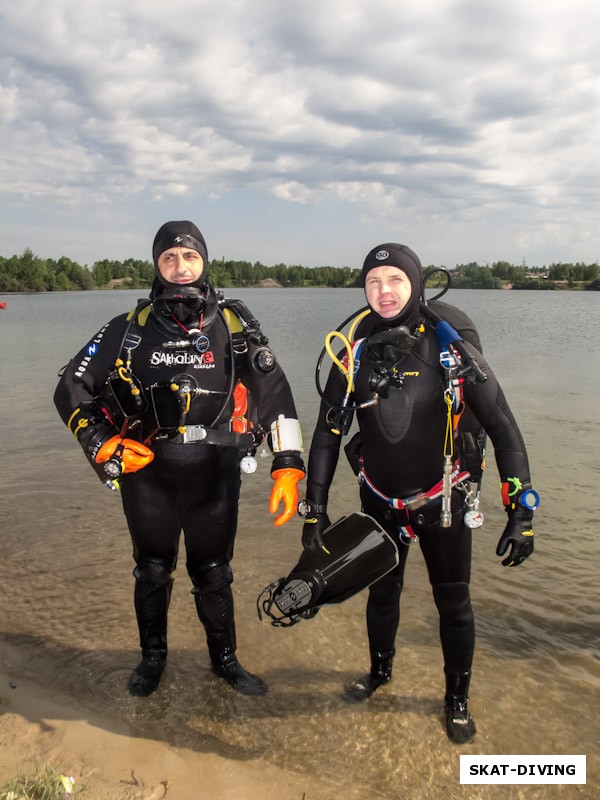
[0,764,85,800]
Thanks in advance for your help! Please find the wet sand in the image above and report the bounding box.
[0,662,373,800]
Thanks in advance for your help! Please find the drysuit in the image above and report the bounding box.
[54,289,302,692]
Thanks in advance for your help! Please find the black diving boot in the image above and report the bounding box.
[128,651,167,697]
[209,641,267,696]
[128,567,172,697]
[194,576,267,696]
[343,650,395,702]
[444,670,476,744]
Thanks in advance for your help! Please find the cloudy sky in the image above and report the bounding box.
[1,0,599,269]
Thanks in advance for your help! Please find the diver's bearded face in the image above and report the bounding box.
[157,247,205,285]
[365,266,412,319]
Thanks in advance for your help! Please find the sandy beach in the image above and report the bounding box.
[0,663,369,800]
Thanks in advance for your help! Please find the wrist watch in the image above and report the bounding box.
[103,458,123,479]
[297,500,327,518]
[517,489,540,510]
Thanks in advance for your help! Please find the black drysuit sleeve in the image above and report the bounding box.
[305,362,349,506]
[53,314,129,437]
[238,337,300,435]
[228,325,305,474]
[460,341,531,486]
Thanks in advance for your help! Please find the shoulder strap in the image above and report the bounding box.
[219,298,269,344]
[127,303,152,327]
[116,298,152,362]
[222,306,244,333]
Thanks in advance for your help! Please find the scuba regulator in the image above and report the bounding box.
[314,266,455,433]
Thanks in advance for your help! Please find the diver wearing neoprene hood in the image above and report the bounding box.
[54,220,305,698]
[300,242,538,744]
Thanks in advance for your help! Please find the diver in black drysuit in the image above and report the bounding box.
[301,243,537,743]
[54,221,305,698]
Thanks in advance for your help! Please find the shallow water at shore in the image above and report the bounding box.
[0,287,598,798]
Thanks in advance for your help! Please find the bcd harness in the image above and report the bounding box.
[96,296,268,456]
[321,304,487,539]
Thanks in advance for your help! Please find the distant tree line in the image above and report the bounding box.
[209,260,359,288]
[451,261,600,290]
[1,248,599,292]
[0,249,155,292]
[0,248,361,292]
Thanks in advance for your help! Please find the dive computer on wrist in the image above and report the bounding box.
[297,500,327,518]
[517,489,540,511]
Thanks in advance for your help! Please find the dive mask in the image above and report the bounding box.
[363,326,421,398]
[152,283,208,322]
[363,325,420,364]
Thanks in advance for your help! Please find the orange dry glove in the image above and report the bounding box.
[96,436,154,476]
[270,468,304,527]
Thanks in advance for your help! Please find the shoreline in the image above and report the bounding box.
[0,284,597,294]
[0,663,371,800]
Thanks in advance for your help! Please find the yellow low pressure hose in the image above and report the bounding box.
[348,308,371,344]
[325,330,354,393]
[324,309,371,394]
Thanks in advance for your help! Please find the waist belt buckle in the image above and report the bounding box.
[182,425,208,444]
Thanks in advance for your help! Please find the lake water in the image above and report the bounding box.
[0,288,598,799]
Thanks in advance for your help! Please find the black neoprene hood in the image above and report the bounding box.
[152,221,209,288]
[361,242,424,328]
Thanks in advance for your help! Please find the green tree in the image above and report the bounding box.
[124,258,154,286]
[0,266,20,291]
[209,260,233,287]
[15,248,49,291]
[583,264,599,281]
[55,256,95,290]
[287,265,305,287]
[492,261,512,280]
[548,263,569,281]
[253,261,268,283]
[453,265,502,289]
[92,260,114,286]
[273,263,289,287]
[55,271,72,291]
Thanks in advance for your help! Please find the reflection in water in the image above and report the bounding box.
[0,289,599,798]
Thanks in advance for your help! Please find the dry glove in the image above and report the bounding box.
[270,468,305,527]
[96,436,154,477]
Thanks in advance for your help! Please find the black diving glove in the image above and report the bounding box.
[496,505,535,567]
[302,512,331,553]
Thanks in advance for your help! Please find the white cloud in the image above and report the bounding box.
[1,0,599,266]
